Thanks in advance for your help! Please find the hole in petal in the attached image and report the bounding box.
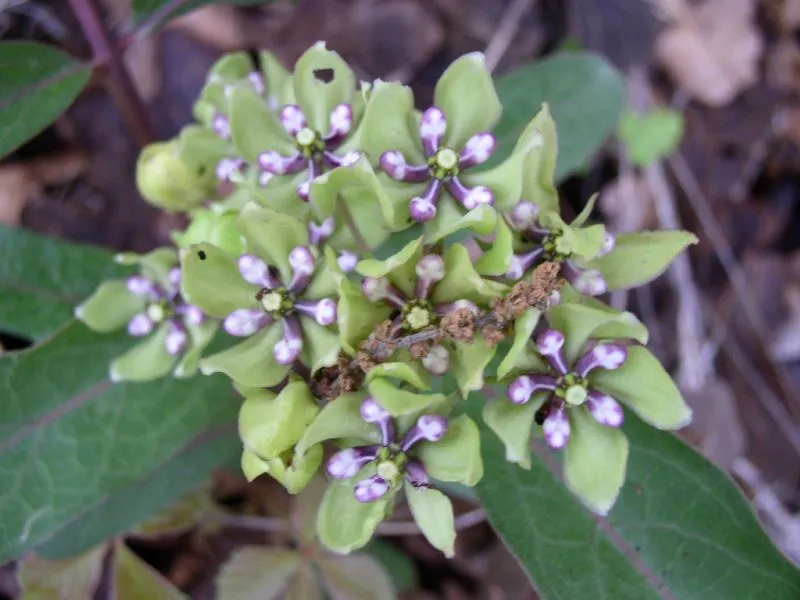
[313,68,334,83]
[198,251,207,260]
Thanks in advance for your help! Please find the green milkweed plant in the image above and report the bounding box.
[75,43,697,557]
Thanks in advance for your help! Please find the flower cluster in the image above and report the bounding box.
[77,42,697,556]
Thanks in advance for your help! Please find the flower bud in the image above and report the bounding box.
[136,140,209,212]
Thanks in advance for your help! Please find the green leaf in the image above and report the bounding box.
[0,226,131,339]
[404,483,455,557]
[317,554,395,600]
[115,542,187,599]
[591,345,692,430]
[20,545,106,600]
[587,231,698,291]
[618,108,685,167]
[0,42,91,159]
[494,52,625,181]
[0,321,240,562]
[465,394,800,599]
[216,546,301,600]
[363,539,419,593]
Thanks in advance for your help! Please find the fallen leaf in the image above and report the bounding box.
[0,150,88,225]
[655,0,762,106]
[598,172,658,233]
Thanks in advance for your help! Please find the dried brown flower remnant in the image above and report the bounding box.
[494,262,562,321]
[409,335,436,359]
[441,308,477,342]
[480,324,505,347]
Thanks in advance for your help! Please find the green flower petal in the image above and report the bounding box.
[432,242,507,305]
[75,280,144,333]
[563,408,629,516]
[309,157,395,244]
[174,320,219,378]
[365,362,431,391]
[174,209,245,257]
[574,297,649,345]
[518,103,559,214]
[296,391,380,455]
[475,217,514,277]
[591,345,692,429]
[115,248,177,290]
[110,324,177,382]
[337,278,392,354]
[177,124,229,178]
[318,473,392,554]
[559,223,606,261]
[417,415,483,486]
[300,319,341,374]
[357,237,422,298]
[423,200,497,244]
[293,42,356,133]
[357,80,422,164]
[450,336,496,396]
[237,202,310,282]
[546,302,645,364]
[404,483,455,557]
[258,50,294,107]
[434,52,501,149]
[570,193,598,228]
[483,396,546,469]
[242,443,324,494]
[200,324,289,387]
[462,148,526,213]
[496,308,543,380]
[249,172,312,220]
[135,140,208,212]
[180,243,257,319]
[229,86,295,161]
[368,378,446,417]
[585,230,698,291]
[238,381,320,459]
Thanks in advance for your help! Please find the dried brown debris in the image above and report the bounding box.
[440,308,477,342]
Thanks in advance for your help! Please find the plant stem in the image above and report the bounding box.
[68,0,157,147]
[126,0,192,47]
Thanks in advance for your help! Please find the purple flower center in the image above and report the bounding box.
[257,103,361,201]
[506,328,629,450]
[378,106,497,222]
[125,268,206,356]
[326,397,449,502]
[223,248,338,366]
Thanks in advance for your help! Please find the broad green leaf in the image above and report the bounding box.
[20,545,106,600]
[317,554,395,600]
[363,540,419,593]
[0,321,240,562]
[494,52,625,181]
[0,42,91,159]
[216,546,301,600]
[132,484,221,538]
[115,542,186,599]
[587,231,698,291]
[465,394,800,599]
[0,226,131,339]
[618,108,685,167]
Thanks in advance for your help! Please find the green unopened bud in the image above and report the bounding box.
[241,444,323,494]
[238,381,320,459]
[136,140,208,212]
[172,209,245,256]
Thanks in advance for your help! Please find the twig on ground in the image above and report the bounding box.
[484,0,537,73]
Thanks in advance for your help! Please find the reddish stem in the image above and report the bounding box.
[68,0,157,147]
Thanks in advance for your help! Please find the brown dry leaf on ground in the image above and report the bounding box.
[0,151,88,225]
[599,171,658,232]
[655,0,762,106]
